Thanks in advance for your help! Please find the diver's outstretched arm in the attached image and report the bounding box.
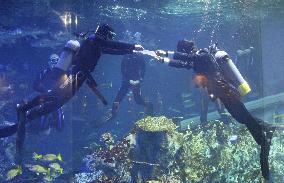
[154,50,194,69]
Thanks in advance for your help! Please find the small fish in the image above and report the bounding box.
[49,163,63,174]
[6,166,22,181]
[25,164,50,175]
[34,153,62,162]
[45,153,62,162]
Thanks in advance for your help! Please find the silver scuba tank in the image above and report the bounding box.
[55,40,80,71]
[215,50,251,96]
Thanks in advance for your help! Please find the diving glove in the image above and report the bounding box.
[134,45,144,51]
[155,50,167,57]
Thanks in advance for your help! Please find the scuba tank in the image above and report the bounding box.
[55,40,80,71]
[214,50,251,96]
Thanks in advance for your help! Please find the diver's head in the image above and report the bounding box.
[177,39,197,54]
[95,23,116,40]
[123,31,142,44]
[49,54,59,68]
[208,43,218,54]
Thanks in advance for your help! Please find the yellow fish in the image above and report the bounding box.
[49,163,63,174]
[42,153,62,162]
[25,164,50,175]
[6,166,22,181]
[33,153,62,162]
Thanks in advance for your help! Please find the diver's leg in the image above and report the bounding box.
[40,115,47,130]
[133,84,153,116]
[221,97,264,144]
[132,84,146,106]
[50,108,63,131]
[215,98,230,124]
[16,93,60,156]
[16,71,84,156]
[55,108,64,131]
[221,96,274,180]
[112,81,130,116]
[15,89,65,155]
[200,89,209,124]
[0,92,44,139]
[15,93,41,157]
[26,96,61,122]
[15,110,26,157]
[40,114,52,131]
[16,92,49,113]
[50,111,57,128]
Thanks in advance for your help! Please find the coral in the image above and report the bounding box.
[74,171,103,183]
[81,116,284,182]
[175,119,284,182]
[136,116,178,133]
[82,134,132,182]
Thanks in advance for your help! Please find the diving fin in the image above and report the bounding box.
[260,125,275,180]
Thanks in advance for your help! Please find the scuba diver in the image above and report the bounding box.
[110,32,153,119]
[0,23,144,157]
[111,53,153,119]
[177,41,232,124]
[31,54,64,132]
[154,39,276,181]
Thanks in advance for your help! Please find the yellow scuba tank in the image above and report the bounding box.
[215,50,251,96]
[55,40,80,71]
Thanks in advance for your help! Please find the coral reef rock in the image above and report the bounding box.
[81,116,284,183]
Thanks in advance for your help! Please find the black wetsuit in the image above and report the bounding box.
[166,49,273,180]
[113,53,146,107]
[32,67,64,131]
[198,51,232,124]
[0,35,136,154]
[23,36,135,119]
[199,87,228,124]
